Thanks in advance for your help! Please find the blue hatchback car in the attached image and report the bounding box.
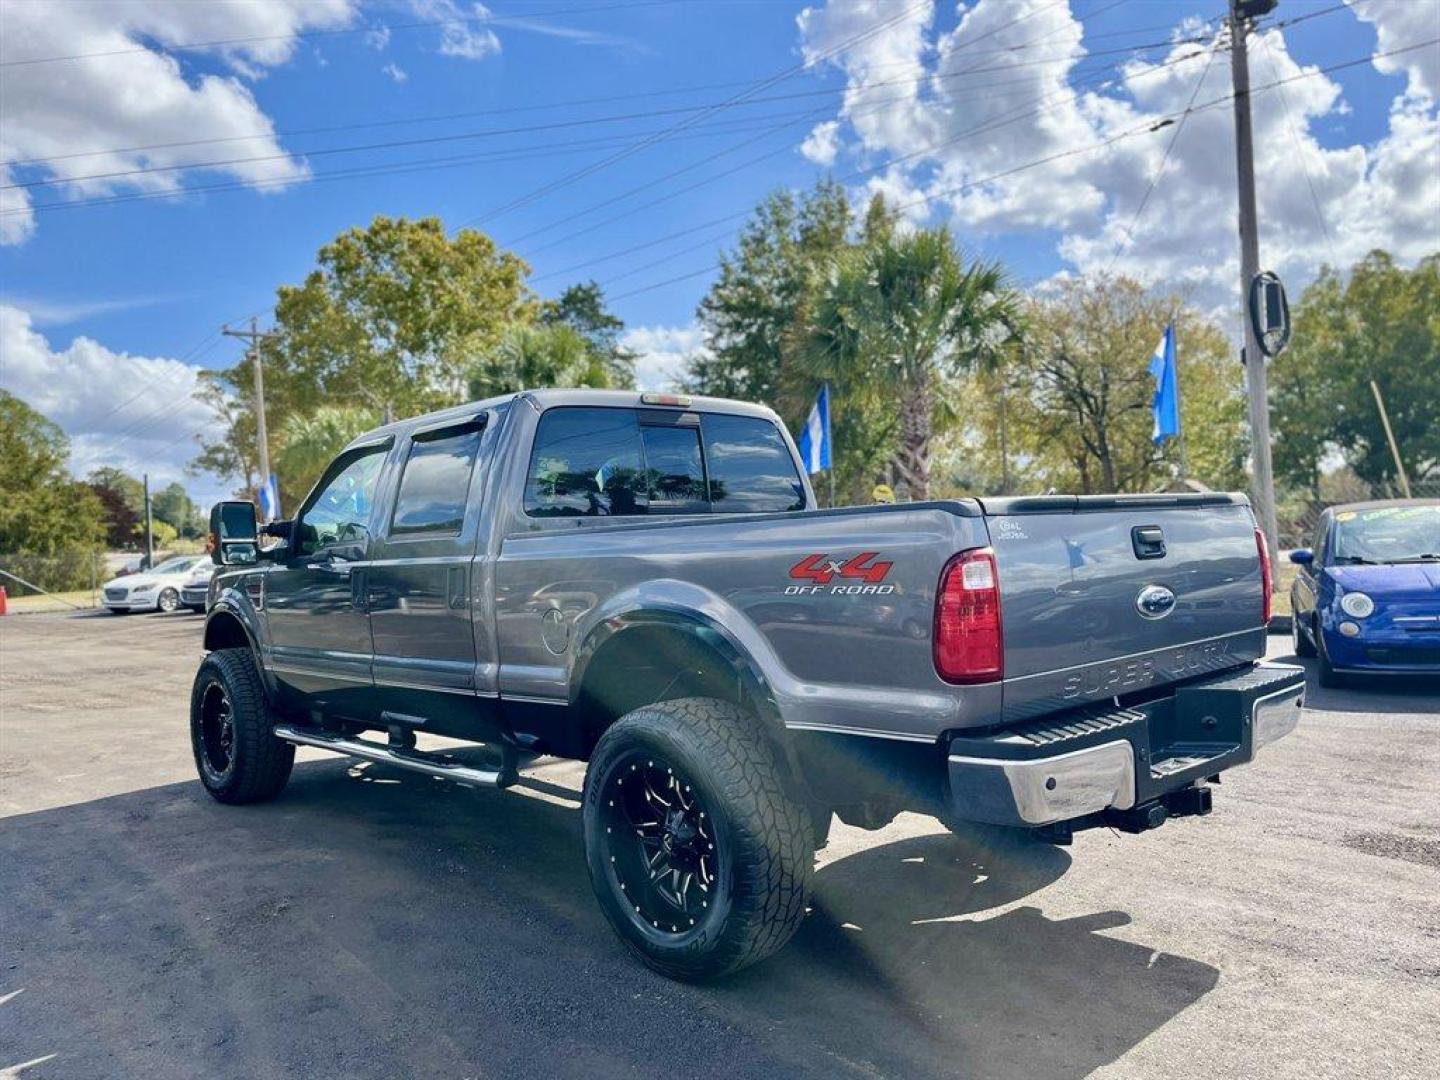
[1289,500,1440,686]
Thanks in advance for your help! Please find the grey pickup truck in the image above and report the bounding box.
[193,388,1303,979]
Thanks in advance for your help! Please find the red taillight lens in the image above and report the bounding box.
[934,547,1003,684]
[1255,527,1273,625]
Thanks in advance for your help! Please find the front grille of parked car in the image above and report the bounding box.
[1364,647,1440,666]
[105,587,127,601]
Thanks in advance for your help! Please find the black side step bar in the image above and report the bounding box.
[273,724,519,789]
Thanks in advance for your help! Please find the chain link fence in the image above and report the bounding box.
[0,551,107,611]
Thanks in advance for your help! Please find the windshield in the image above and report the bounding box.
[1332,505,1440,563]
[151,557,199,575]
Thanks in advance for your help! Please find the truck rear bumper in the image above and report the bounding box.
[946,663,1305,829]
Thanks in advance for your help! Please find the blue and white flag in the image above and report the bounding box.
[796,384,832,474]
[1149,323,1180,445]
[257,473,281,521]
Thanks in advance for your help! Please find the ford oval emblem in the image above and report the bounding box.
[1136,584,1177,620]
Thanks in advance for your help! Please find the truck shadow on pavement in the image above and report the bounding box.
[1,757,1218,1080]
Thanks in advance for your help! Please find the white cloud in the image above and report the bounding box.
[410,0,502,61]
[800,120,842,165]
[794,0,1440,309]
[0,0,357,246]
[621,324,704,391]
[1348,0,1440,102]
[382,61,408,84]
[0,304,224,493]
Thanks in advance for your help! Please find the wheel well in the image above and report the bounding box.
[203,610,251,653]
[575,624,767,759]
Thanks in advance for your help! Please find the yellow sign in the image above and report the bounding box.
[872,484,895,504]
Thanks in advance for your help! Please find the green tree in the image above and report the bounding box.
[541,281,637,388]
[151,481,205,538]
[794,227,1019,500]
[86,467,146,547]
[999,276,1246,495]
[0,391,107,588]
[687,178,852,408]
[194,215,534,506]
[274,406,380,502]
[467,323,617,399]
[1273,251,1440,490]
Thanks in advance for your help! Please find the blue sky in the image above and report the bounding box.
[1,0,1436,504]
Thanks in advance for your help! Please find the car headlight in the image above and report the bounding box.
[1339,592,1375,618]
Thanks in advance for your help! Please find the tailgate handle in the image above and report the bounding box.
[1132,525,1167,560]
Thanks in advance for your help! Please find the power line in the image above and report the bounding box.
[1103,36,1220,275]
[603,35,1440,302]
[496,0,1152,262]
[9,51,1183,220]
[1,17,1228,170]
[529,38,1226,282]
[0,1,672,68]
[1256,31,1338,265]
[4,32,1211,195]
[459,0,953,227]
[511,16,1205,251]
[9,111,859,217]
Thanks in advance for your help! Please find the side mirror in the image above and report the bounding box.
[1288,549,1314,566]
[209,501,260,566]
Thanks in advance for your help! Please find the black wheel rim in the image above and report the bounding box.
[599,753,722,938]
[199,681,235,778]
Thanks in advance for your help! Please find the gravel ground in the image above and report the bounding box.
[1,611,1436,1080]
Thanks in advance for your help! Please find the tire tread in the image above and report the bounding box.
[190,647,294,804]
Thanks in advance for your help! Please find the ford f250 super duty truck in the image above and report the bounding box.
[192,389,1303,979]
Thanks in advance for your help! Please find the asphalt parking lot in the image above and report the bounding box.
[1,611,1437,1079]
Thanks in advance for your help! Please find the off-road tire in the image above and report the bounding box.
[1291,611,1317,658]
[583,697,813,981]
[190,647,294,804]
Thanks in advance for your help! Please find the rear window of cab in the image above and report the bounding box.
[524,407,806,518]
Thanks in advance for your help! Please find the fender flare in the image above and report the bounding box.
[569,595,811,792]
[203,593,276,701]
[570,605,779,724]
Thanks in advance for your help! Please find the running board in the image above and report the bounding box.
[273,724,518,789]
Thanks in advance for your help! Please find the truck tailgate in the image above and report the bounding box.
[979,495,1267,721]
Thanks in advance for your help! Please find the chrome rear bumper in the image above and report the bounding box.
[947,663,1305,829]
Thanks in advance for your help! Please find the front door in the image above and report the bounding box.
[265,439,391,721]
[367,414,499,737]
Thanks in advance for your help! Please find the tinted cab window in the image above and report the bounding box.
[391,424,485,535]
[524,407,805,519]
[296,447,386,556]
[702,413,806,513]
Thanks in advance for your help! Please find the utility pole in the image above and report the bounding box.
[143,472,154,569]
[1230,0,1281,570]
[222,317,276,520]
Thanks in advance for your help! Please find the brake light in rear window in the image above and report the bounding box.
[1255,527,1273,625]
[934,547,1003,684]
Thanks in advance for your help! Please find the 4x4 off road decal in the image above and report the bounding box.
[785,552,896,595]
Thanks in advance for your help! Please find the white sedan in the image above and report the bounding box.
[101,556,210,614]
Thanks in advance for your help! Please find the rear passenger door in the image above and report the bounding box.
[367,413,498,734]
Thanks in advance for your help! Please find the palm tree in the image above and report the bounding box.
[797,228,1018,500]
[466,323,612,400]
[275,405,378,503]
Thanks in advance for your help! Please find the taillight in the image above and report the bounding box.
[1255,527,1273,625]
[934,547,1003,684]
